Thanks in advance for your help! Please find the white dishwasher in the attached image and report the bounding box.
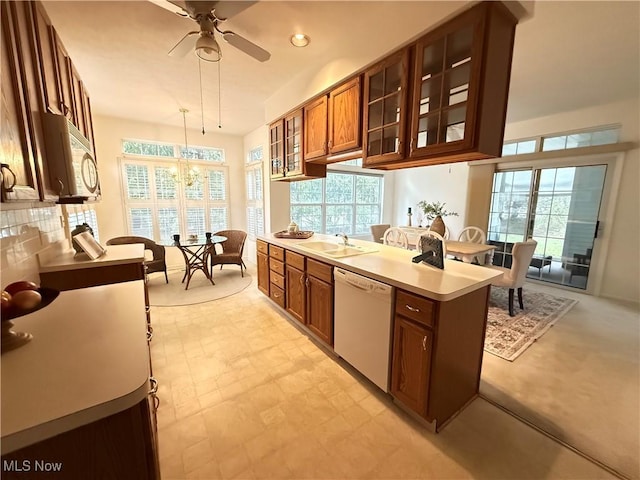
[334,268,394,392]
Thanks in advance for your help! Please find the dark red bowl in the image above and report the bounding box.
[1,288,60,321]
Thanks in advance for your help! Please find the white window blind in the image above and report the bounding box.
[121,156,229,242]
[245,146,264,239]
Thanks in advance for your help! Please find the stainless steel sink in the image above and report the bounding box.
[297,241,378,258]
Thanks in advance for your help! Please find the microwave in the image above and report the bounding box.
[44,113,100,202]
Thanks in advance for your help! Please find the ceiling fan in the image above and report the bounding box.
[151,0,271,62]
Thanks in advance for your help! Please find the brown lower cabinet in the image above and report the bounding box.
[257,242,334,347]
[257,240,490,430]
[391,285,490,430]
[1,396,160,480]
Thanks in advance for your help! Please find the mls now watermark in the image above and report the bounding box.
[3,459,63,473]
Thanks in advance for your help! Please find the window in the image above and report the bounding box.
[245,146,264,240]
[121,141,229,244]
[290,171,383,235]
[502,125,620,157]
[67,206,100,242]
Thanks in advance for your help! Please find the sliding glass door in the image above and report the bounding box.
[488,165,607,289]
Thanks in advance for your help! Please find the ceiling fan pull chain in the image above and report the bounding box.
[217,60,222,129]
[199,58,206,135]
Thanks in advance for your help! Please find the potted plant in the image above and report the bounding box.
[417,201,458,232]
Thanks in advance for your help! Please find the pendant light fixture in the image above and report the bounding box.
[170,108,200,187]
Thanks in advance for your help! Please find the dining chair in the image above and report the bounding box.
[106,236,168,283]
[458,226,486,244]
[417,231,447,256]
[210,230,248,277]
[370,224,391,244]
[486,239,538,316]
[382,227,409,249]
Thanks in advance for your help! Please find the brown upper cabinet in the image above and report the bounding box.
[304,76,362,164]
[270,110,326,182]
[303,96,328,160]
[362,49,411,165]
[1,0,98,202]
[365,1,517,169]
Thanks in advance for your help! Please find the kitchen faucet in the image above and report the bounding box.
[336,233,353,247]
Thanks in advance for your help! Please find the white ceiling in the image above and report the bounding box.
[43,1,640,136]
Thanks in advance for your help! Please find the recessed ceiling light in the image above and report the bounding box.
[290,33,310,48]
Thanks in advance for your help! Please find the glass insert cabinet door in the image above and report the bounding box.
[362,49,409,165]
[284,110,303,176]
[487,165,607,290]
[410,19,477,157]
[269,120,284,178]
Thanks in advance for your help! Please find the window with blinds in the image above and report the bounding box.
[122,157,229,244]
[245,146,264,239]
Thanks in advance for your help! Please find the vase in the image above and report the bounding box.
[430,215,446,236]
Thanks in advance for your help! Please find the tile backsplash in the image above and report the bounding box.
[0,205,67,288]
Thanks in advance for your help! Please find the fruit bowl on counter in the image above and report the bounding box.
[1,282,60,353]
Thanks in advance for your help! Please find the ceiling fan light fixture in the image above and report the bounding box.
[196,33,222,62]
[290,33,310,48]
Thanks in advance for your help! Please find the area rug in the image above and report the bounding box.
[147,268,252,306]
[485,289,577,361]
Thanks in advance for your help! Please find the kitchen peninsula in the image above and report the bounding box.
[257,233,502,431]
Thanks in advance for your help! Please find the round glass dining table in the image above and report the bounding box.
[166,235,227,290]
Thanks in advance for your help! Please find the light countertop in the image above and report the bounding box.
[38,244,145,273]
[1,281,150,454]
[259,233,502,301]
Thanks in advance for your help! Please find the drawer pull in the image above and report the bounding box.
[273,292,281,298]
[149,377,158,395]
[405,304,420,313]
[423,335,428,351]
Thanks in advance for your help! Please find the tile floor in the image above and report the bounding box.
[150,266,615,480]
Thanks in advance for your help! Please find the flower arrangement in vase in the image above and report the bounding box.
[416,201,458,231]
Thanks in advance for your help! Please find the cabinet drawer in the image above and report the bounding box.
[270,271,285,290]
[257,240,269,255]
[307,258,333,283]
[286,250,305,271]
[269,258,284,276]
[270,284,285,308]
[270,245,285,261]
[395,290,435,328]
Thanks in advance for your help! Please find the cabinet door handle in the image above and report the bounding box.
[148,377,158,395]
[405,304,420,313]
[422,335,428,351]
[299,275,305,286]
[145,306,151,314]
[147,327,154,342]
[305,277,309,287]
[410,138,414,152]
[327,139,332,150]
[153,394,160,410]
[0,163,17,193]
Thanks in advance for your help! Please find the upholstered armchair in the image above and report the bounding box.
[486,240,537,316]
[106,236,168,283]
[210,230,247,277]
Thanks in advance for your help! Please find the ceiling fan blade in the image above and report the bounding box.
[221,31,270,62]
[148,0,188,17]
[168,31,199,57]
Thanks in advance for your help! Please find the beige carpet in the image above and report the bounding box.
[485,288,578,361]
[482,282,640,479]
[147,268,252,306]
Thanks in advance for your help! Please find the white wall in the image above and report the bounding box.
[242,125,269,263]
[92,114,245,269]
